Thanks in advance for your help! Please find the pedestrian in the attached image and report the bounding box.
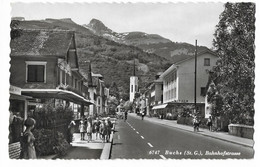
[79,120,85,140]
[100,119,107,143]
[124,110,128,122]
[193,116,199,132]
[141,111,145,120]
[207,116,213,131]
[92,119,99,140]
[19,118,37,159]
[86,119,92,142]
[96,118,101,139]
[106,118,112,142]
[68,120,76,142]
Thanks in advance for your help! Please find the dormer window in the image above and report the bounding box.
[26,61,47,83]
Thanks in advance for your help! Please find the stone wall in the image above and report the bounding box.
[228,124,254,139]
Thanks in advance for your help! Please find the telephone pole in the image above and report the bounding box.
[194,40,197,114]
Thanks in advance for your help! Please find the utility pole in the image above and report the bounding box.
[194,40,197,114]
[133,58,136,76]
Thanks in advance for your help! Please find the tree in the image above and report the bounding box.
[109,82,120,99]
[107,95,119,114]
[207,82,224,118]
[123,100,133,111]
[210,3,255,125]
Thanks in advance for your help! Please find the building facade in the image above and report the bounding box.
[9,29,93,143]
[129,76,138,102]
[153,49,218,118]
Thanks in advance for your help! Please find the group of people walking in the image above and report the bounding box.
[193,115,213,132]
[78,117,113,143]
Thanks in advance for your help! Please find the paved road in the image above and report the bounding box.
[111,114,254,159]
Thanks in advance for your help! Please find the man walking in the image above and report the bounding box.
[124,110,128,122]
[141,111,145,120]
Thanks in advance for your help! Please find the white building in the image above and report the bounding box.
[156,49,218,117]
[129,76,138,102]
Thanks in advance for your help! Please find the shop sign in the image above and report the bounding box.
[172,99,188,103]
[9,85,21,95]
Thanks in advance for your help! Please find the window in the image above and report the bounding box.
[75,79,78,89]
[201,87,206,96]
[26,61,46,83]
[204,58,210,66]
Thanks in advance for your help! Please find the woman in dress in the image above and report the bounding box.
[20,118,37,159]
[79,120,85,140]
[86,119,93,142]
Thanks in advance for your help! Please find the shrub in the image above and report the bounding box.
[33,129,71,156]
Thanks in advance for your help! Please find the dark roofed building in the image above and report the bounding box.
[9,29,93,125]
[10,29,75,57]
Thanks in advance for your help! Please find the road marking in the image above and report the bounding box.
[118,135,120,140]
[160,155,166,159]
[133,128,135,130]
[136,131,139,134]
[147,142,153,147]
[141,136,144,139]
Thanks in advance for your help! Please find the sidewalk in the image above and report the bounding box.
[51,129,114,159]
[129,113,254,148]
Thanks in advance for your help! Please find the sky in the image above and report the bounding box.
[10,2,225,48]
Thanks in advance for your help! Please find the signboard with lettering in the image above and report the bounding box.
[9,85,21,95]
[170,100,189,103]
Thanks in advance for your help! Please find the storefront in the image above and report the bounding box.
[9,85,31,144]
[152,102,205,119]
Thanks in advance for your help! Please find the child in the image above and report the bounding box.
[20,118,37,159]
[86,120,92,142]
[79,120,85,140]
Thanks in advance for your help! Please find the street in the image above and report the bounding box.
[111,114,254,159]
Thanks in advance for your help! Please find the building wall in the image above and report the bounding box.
[10,56,57,89]
[130,76,138,102]
[155,82,163,104]
[88,87,96,116]
[163,70,177,103]
[178,53,218,103]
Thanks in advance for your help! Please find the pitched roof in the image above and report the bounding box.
[10,29,74,57]
[174,49,218,65]
[160,49,218,78]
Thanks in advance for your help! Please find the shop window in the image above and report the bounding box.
[26,61,46,83]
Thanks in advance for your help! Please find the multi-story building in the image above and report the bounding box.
[9,29,93,143]
[152,49,218,118]
[87,73,109,116]
[129,76,138,102]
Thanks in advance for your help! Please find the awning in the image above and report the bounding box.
[152,104,168,110]
[10,94,32,101]
[21,89,94,106]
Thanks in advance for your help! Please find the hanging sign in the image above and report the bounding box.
[9,85,21,95]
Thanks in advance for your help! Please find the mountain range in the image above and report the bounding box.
[12,18,208,100]
[84,18,208,62]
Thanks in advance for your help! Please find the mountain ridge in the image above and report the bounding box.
[84,18,208,62]
[13,18,171,100]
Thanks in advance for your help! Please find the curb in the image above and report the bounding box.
[130,114,253,148]
[99,124,115,160]
[149,118,254,148]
